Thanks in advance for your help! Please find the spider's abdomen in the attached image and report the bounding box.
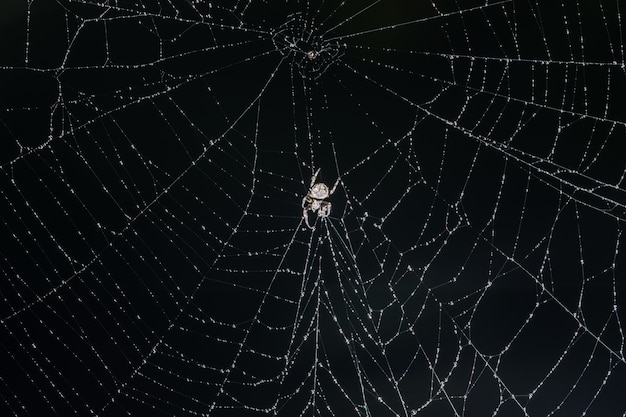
[310,183,329,199]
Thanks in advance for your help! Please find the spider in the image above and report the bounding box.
[302,168,340,229]
[306,50,319,60]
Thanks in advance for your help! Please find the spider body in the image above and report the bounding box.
[302,169,339,229]
[306,50,319,60]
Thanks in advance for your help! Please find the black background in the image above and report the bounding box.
[1,0,625,416]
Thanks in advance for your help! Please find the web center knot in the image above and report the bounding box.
[272,14,345,80]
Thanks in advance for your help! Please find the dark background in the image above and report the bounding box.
[1,0,625,416]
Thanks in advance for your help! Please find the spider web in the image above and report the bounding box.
[1,0,625,416]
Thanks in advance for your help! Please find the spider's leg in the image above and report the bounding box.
[304,208,313,229]
[302,196,309,208]
[311,168,320,188]
[329,178,340,195]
